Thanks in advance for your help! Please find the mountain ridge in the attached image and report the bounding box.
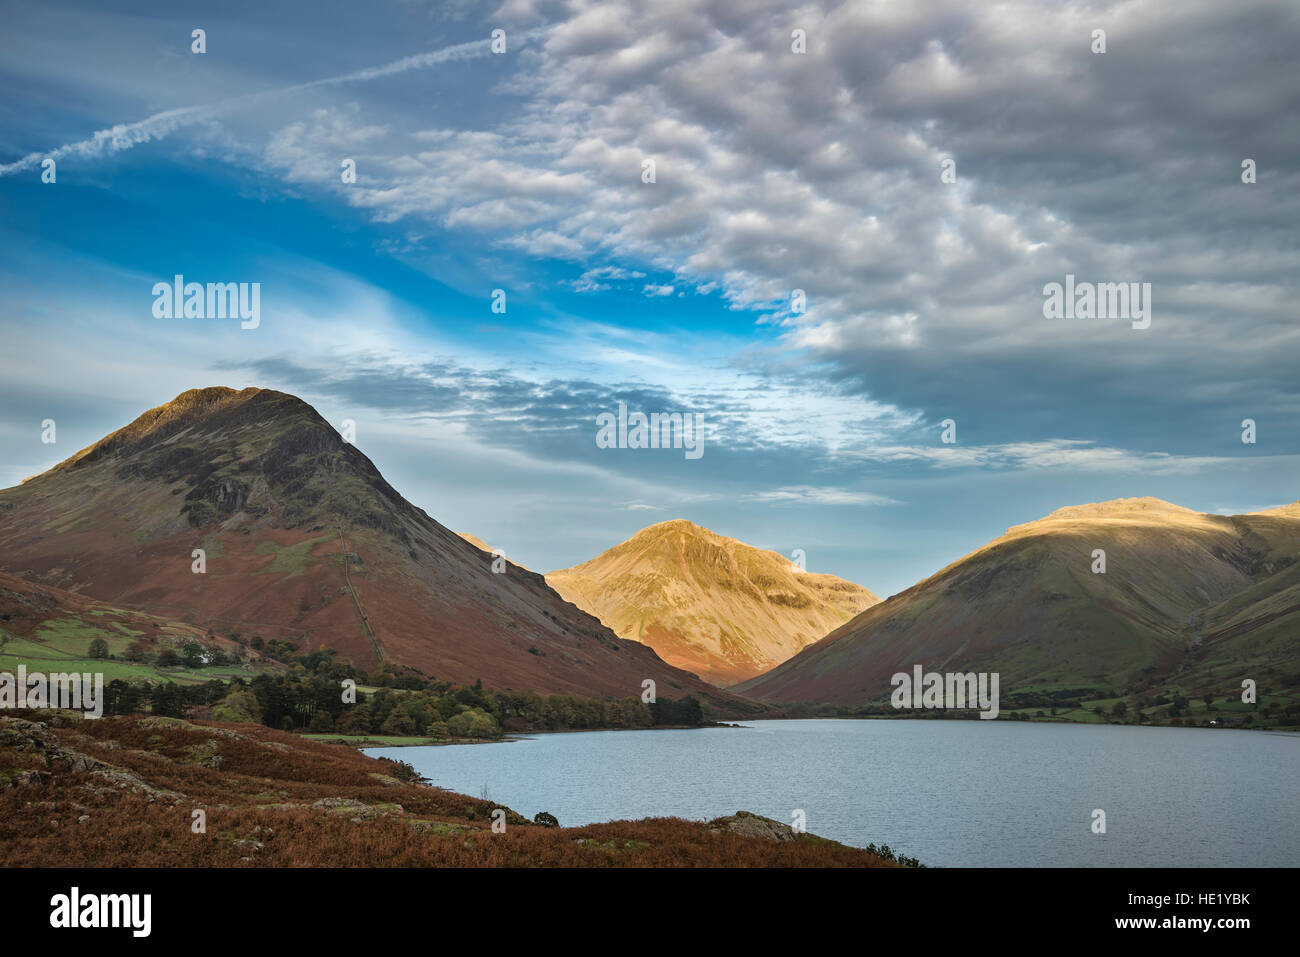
[736,495,1300,706]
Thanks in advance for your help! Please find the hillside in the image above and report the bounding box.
[0,713,898,867]
[0,570,285,686]
[737,497,1300,706]
[547,520,879,685]
[0,388,754,712]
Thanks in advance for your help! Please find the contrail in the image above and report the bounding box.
[0,30,543,177]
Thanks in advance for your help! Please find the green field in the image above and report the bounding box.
[0,616,275,686]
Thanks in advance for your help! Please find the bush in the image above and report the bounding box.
[212,688,261,723]
[863,843,925,868]
[447,707,499,739]
[375,758,427,785]
[533,811,559,828]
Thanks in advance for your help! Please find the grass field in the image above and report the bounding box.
[0,614,278,687]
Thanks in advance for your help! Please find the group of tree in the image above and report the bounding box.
[94,645,711,738]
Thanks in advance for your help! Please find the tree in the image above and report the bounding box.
[157,648,180,667]
[1203,693,1214,709]
[150,683,185,718]
[381,709,417,736]
[212,688,261,724]
[1112,700,1128,718]
[447,707,499,739]
[104,679,145,715]
[336,706,370,734]
[88,638,110,659]
[181,643,205,668]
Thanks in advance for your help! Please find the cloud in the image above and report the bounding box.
[0,32,543,176]
[240,0,1300,459]
[841,439,1235,475]
[747,486,899,506]
[567,265,646,292]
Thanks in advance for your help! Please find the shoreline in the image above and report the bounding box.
[312,716,1300,751]
[313,721,747,750]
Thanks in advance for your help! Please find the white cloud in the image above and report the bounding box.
[748,486,898,506]
[841,439,1235,475]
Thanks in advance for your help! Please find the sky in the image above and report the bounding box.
[1,0,1297,598]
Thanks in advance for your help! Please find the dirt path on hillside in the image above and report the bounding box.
[337,528,384,665]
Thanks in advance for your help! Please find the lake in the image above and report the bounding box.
[367,718,1300,867]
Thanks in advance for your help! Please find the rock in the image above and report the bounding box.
[311,796,356,809]
[0,769,49,789]
[409,820,472,836]
[89,767,185,802]
[0,717,56,751]
[707,810,797,842]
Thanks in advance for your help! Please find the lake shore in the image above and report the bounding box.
[306,721,746,750]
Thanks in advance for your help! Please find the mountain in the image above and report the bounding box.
[0,387,754,710]
[546,519,879,686]
[736,497,1300,705]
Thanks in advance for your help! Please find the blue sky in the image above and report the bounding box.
[2,0,1298,597]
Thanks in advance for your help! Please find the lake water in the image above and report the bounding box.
[367,719,1300,867]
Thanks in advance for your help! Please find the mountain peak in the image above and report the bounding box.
[1034,496,1197,523]
[27,385,398,537]
[55,386,325,474]
[635,518,715,538]
[547,522,879,686]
